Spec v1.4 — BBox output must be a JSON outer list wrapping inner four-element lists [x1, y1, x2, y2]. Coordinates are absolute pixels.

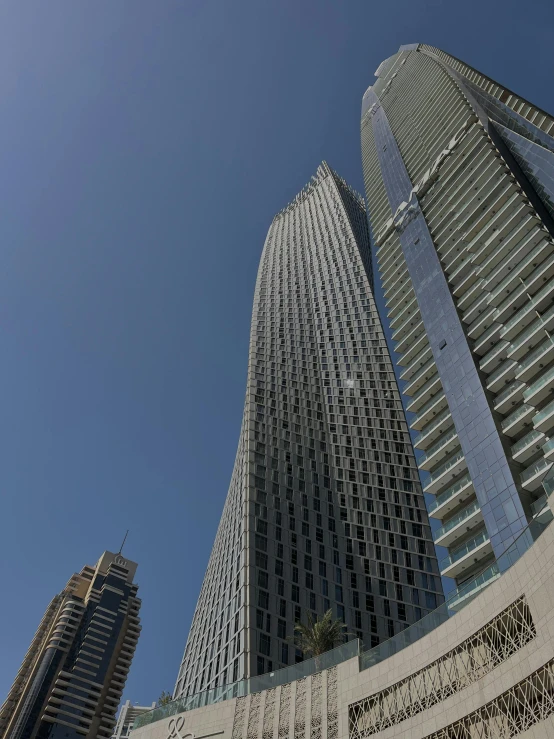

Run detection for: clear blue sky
[[0, 0, 553, 707]]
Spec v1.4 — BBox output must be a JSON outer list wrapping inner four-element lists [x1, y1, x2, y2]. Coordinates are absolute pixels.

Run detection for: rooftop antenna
[[119, 530, 129, 555]]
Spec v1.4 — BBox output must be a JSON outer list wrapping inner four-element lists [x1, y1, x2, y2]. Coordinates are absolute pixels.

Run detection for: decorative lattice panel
[[232, 696, 247, 739], [327, 667, 338, 739], [294, 678, 307, 739], [278, 683, 291, 739], [426, 660, 554, 738], [247, 693, 262, 739], [262, 688, 276, 739], [310, 672, 322, 739], [349, 597, 535, 737]]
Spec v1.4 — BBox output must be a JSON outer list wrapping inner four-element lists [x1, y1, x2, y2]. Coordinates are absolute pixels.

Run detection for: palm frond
[[292, 609, 348, 658]]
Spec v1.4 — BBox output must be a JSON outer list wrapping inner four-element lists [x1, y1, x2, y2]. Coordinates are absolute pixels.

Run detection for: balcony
[[411, 391, 448, 431], [523, 250, 554, 292], [470, 191, 526, 267], [486, 359, 518, 393], [386, 282, 414, 318], [511, 429, 547, 463], [480, 340, 509, 373], [403, 357, 436, 397], [457, 278, 486, 312], [523, 365, 554, 406], [433, 499, 483, 548], [482, 228, 546, 301], [452, 265, 480, 297], [440, 528, 493, 579], [399, 344, 433, 383], [500, 403, 536, 437], [380, 251, 406, 285], [423, 451, 467, 495], [543, 437, 554, 461], [392, 310, 422, 343], [383, 267, 409, 302], [448, 256, 477, 289], [397, 331, 429, 367], [493, 380, 527, 414], [437, 225, 465, 261], [428, 473, 475, 520], [488, 238, 552, 306], [474, 323, 503, 355], [508, 304, 554, 361], [493, 283, 529, 325], [501, 280, 554, 341], [406, 374, 443, 414], [515, 337, 554, 383], [376, 235, 400, 261], [478, 213, 539, 286], [389, 295, 418, 330], [467, 306, 496, 341], [533, 399, 554, 434], [521, 457, 553, 491], [413, 408, 453, 450], [418, 430, 459, 471], [531, 493, 549, 518], [461, 290, 489, 325], [395, 321, 426, 356]]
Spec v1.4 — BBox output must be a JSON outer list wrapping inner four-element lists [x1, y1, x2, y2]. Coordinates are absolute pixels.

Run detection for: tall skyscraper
[[361, 44, 554, 605], [174, 162, 443, 699], [0, 551, 141, 739]]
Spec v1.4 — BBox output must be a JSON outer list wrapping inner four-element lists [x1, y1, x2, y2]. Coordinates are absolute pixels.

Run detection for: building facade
[[0, 552, 141, 739], [174, 163, 443, 699], [130, 472, 554, 739], [360, 45, 554, 602], [112, 702, 155, 739]]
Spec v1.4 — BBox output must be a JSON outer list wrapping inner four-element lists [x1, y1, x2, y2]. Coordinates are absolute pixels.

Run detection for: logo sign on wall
[[165, 715, 224, 739], [167, 717, 194, 739]]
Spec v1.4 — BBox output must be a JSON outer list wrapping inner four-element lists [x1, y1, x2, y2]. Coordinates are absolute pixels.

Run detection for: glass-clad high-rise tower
[[361, 44, 554, 607], [174, 162, 443, 699]]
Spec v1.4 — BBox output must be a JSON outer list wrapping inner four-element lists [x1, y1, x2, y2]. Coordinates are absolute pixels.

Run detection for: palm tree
[[292, 609, 348, 661], [157, 691, 173, 707]]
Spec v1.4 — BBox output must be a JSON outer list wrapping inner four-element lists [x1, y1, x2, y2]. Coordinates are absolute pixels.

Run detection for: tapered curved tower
[[174, 162, 443, 698]]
